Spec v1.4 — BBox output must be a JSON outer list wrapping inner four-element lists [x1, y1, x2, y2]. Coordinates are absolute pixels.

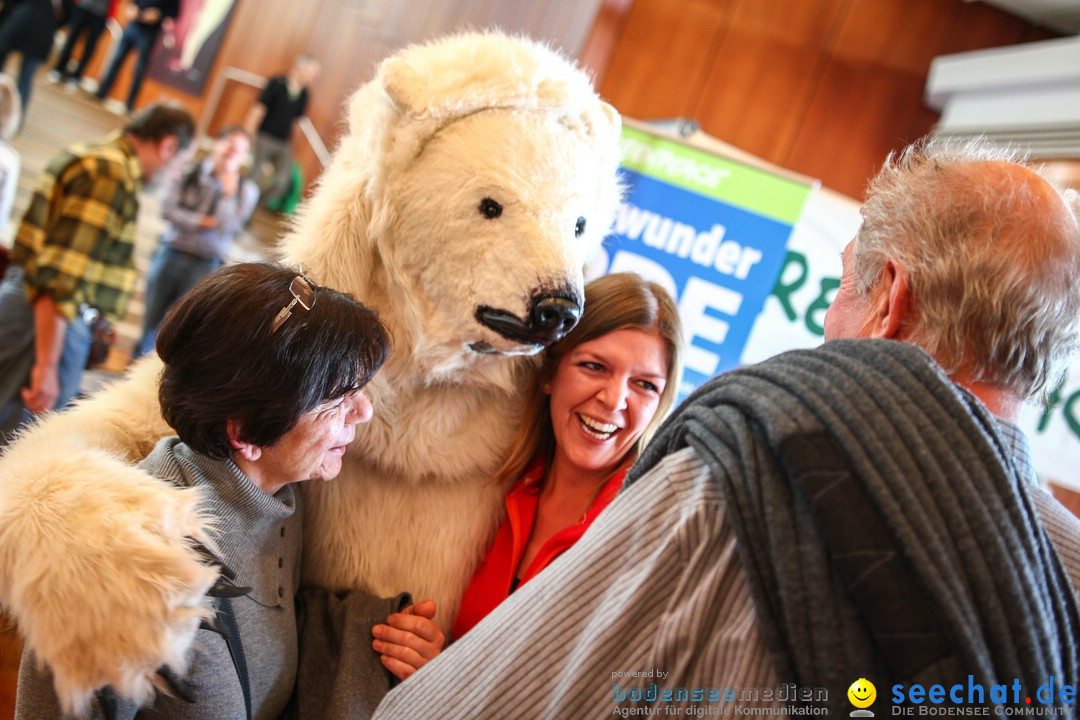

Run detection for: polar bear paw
[[0, 429, 220, 716]]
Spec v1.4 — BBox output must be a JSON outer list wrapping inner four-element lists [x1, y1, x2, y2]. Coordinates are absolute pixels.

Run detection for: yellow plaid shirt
[[12, 133, 142, 323]]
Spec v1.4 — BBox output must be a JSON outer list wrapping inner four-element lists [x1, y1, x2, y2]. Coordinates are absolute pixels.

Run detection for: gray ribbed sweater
[[631, 338, 1080, 713]]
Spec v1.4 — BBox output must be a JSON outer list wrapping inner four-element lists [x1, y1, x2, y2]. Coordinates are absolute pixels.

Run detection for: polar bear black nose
[[529, 295, 580, 338], [475, 291, 582, 347]]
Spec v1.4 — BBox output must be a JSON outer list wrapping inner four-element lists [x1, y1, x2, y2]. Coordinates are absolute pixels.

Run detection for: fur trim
[[0, 361, 219, 715]]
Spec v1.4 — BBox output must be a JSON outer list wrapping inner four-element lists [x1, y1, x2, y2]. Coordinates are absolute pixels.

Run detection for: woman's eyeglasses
[[271, 275, 316, 333]]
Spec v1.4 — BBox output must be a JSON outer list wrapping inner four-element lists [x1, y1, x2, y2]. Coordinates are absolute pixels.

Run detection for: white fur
[[0, 359, 221, 715], [0, 30, 622, 711]]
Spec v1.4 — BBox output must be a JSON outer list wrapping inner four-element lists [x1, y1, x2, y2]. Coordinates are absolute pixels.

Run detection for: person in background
[[0, 102, 194, 442], [47, 0, 112, 91], [0, 73, 21, 236], [0, 0, 65, 126], [94, 0, 180, 115], [15, 261, 391, 719], [134, 124, 258, 358], [244, 55, 319, 210], [166, 0, 233, 75], [371, 137, 1080, 717], [371, 272, 685, 680]]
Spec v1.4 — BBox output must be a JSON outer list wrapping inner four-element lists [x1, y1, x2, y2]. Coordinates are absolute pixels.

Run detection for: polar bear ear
[[382, 57, 427, 115], [595, 101, 622, 139]]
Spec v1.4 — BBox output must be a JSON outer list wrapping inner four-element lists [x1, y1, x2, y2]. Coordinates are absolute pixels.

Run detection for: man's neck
[[123, 133, 153, 181], [957, 377, 1022, 423]]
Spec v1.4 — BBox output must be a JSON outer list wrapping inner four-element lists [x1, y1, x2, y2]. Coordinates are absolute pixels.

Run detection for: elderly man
[[372, 138, 1080, 717], [0, 102, 195, 441]]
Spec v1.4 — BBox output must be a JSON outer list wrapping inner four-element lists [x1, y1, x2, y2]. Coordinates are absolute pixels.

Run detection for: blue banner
[[592, 125, 815, 398]]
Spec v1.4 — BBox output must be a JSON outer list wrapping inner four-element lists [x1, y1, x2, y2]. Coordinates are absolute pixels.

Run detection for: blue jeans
[[54, 6, 108, 81], [0, 267, 93, 443], [95, 22, 159, 111], [135, 245, 222, 358], [0, 53, 42, 125]]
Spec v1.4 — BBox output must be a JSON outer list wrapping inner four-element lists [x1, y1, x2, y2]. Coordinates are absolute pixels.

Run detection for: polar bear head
[[280, 31, 623, 389]]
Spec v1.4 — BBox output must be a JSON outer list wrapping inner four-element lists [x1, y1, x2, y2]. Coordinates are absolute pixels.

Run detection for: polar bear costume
[[0, 31, 622, 714]]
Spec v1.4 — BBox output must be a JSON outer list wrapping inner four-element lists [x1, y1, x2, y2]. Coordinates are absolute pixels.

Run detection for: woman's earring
[[543, 383, 551, 394]]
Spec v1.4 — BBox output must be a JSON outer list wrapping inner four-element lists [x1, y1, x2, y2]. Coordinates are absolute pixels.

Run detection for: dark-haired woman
[[134, 124, 258, 358], [16, 262, 391, 719]]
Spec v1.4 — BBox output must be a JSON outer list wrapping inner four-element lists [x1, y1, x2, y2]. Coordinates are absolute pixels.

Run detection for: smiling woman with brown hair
[[372, 272, 684, 679]]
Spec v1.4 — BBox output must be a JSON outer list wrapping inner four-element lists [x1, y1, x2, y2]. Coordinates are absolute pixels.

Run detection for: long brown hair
[[494, 272, 684, 486]]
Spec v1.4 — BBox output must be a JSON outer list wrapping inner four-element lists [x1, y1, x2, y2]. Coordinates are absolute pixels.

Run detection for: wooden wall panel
[[787, 66, 929, 195], [829, 0, 957, 73], [598, 0, 733, 122], [102, 0, 604, 192], [691, 0, 849, 163], [585, 0, 1057, 199], [785, 0, 962, 195], [579, 0, 634, 82], [94, 0, 1057, 199]]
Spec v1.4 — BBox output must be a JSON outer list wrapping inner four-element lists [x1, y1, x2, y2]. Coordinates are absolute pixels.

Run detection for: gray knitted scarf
[[629, 339, 1079, 713]]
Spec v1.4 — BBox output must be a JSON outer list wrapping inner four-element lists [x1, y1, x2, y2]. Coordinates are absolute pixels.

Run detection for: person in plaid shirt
[[0, 102, 194, 442]]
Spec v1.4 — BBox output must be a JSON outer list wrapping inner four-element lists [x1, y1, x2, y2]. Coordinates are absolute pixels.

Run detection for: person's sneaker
[[64, 79, 80, 92], [103, 98, 129, 116], [45, 70, 62, 84]]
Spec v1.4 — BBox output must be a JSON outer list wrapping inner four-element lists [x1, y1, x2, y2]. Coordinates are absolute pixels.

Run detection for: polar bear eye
[[478, 197, 503, 219], [575, 217, 586, 237]]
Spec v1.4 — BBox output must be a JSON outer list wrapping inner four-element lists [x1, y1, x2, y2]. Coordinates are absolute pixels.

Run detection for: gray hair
[[853, 136, 1080, 401]]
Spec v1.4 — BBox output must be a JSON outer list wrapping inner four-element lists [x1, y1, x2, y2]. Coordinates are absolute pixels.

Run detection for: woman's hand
[[372, 599, 446, 681]]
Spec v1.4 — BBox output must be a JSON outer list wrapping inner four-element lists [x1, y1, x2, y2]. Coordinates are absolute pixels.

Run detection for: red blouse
[[452, 459, 626, 639]]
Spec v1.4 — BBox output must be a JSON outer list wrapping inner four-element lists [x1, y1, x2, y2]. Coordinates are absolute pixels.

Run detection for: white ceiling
[[976, 0, 1080, 34], [923, 3, 1080, 158], [926, 33, 1080, 158]]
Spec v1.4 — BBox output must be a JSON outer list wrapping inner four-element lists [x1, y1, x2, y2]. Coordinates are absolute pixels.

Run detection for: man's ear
[[226, 419, 261, 461], [159, 135, 180, 161], [867, 260, 909, 339]]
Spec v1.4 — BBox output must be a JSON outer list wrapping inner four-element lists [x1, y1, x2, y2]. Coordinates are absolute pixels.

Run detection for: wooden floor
[[0, 67, 286, 720]]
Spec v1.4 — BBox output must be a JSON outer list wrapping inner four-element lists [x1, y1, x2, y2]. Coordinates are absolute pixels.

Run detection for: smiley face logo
[[848, 678, 876, 709]]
